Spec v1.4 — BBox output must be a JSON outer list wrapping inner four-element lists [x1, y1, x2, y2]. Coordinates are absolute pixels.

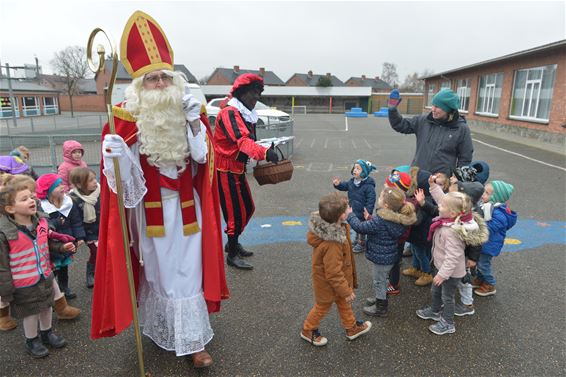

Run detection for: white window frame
[[22, 96, 40, 117], [0, 96, 20, 118], [425, 84, 436, 108], [43, 96, 59, 115], [440, 80, 451, 90], [456, 79, 470, 113], [476, 73, 503, 116], [509, 65, 556, 123]]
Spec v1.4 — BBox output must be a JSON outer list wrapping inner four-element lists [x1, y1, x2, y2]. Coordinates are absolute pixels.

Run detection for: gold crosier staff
[[86, 29, 148, 377]]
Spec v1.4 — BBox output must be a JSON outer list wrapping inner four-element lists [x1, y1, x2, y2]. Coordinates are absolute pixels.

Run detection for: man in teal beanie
[[386, 88, 473, 176]]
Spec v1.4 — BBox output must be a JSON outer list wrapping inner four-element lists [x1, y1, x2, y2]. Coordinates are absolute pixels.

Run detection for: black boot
[[236, 243, 254, 258], [40, 328, 67, 349], [226, 236, 253, 270], [86, 262, 95, 289], [26, 337, 49, 358], [58, 267, 76, 300], [363, 298, 388, 317]]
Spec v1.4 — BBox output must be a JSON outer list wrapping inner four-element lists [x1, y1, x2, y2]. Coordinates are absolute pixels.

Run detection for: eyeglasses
[[143, 74, 173, 83]]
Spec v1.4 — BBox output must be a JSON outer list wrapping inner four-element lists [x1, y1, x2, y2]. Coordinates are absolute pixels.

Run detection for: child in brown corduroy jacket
[[300, 192, 372, 347]]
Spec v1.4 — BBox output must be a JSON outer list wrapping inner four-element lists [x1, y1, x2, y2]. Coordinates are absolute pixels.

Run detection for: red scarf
[[428, 212, 473, 241], [139, 155, 199, 237]]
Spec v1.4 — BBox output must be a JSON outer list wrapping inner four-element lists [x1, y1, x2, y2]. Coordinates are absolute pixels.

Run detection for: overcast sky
[[0, 0, 564, 83]]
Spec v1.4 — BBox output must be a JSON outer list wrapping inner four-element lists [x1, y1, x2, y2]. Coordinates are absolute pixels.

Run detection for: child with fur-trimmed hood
[[347, 187, 416, 317], [425, 177, 489, 316], [301, 193, 372, 347]]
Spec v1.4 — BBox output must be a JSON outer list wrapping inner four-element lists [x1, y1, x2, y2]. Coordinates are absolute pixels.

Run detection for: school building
[[422, 39, 566, 144]]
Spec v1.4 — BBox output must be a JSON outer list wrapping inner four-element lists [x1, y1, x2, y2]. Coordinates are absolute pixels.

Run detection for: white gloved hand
[[182, 86, 202, 122], [102, 134, 133, 184], [102, 134, 127, 158]]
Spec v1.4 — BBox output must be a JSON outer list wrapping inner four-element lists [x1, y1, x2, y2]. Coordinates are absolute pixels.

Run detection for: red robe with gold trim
[[90, 104, 229, 340]]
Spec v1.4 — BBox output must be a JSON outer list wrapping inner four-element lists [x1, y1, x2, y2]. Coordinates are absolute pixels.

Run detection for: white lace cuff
[[102, 146, 147, 208]]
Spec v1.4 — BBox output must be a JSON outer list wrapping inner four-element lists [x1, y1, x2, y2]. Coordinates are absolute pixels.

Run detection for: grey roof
[[0, 79, 60, 93], [77, 78, 97, 93], [210, 68, 285, 86], [286, 73, 344, 87], [421, 39, 566, 79], [345, 77, 391, 91], [105, 60, 198, 83]]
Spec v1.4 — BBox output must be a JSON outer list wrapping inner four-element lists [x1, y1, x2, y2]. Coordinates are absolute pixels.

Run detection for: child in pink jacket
[[58, 140, 88, 192], [416, 190, 473, 336]]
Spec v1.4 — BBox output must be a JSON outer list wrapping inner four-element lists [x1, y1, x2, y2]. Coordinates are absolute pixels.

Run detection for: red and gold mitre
[[120, 10, 174, 79]]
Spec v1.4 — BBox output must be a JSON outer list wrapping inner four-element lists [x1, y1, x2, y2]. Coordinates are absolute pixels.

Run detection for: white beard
[[126, 83, 189, 170]]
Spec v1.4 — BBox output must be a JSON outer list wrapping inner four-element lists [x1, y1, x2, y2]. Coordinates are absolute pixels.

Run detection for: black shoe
[[227, 255, 253, 270], [236, 243, 254, 258], [363, 299, 388, 317], [26, 337, 49, 358], [40, 329, 67, 349], [64, 288, 77, 300], [86, 262, 95, 289]]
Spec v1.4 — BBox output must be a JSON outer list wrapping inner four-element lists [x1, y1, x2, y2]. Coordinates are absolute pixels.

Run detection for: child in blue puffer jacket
[[347, 187, 416, 317], [333, 159, 377, 253], [474, 180, 517, 297]]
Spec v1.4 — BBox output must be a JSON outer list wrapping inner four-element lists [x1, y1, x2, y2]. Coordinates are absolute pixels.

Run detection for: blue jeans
[[411, 244, 431, 273], [372, 263, 393, 300], [477, 254, 496, 285], [430, 276, 460, 325]]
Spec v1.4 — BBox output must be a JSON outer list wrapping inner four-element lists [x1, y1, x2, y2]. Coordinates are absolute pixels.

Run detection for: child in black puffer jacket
[[347, 187, 416, 317]]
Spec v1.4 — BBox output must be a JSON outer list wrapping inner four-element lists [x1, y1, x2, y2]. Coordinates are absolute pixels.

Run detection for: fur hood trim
[[376, 207, 417, 226], [308, 211, 347, 243], [451, 212, 489, 246]]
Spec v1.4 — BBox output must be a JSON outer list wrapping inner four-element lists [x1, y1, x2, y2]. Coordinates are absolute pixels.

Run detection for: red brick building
[[345, 75, 391, 92], [207, 66, 284, 86], [0, 79, 60, 118], [422, 40, 566, 142], [286, 71, 343, 87]]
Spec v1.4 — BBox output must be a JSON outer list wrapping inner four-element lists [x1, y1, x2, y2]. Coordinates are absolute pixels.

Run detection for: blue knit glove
[[388, 89, 402, 108]]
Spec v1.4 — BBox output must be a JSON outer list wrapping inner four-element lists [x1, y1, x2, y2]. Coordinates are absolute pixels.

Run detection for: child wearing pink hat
[[57, 140, 88, 192], [37, 174, 85, 300]]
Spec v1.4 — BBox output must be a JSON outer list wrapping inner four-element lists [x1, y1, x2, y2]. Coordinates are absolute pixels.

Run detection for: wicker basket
[[253, 146, 294, 185]]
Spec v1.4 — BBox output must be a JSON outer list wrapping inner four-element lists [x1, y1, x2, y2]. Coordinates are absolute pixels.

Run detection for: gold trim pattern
[[183, 222, 201, 236], [112, 106, 136, 122], [144, 201, 162, 209], [146, 225, 165, 237], [181, 200, 195, 209]]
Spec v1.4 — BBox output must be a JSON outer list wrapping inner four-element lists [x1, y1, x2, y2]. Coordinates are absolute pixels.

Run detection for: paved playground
[[0, 114, 564, 376]]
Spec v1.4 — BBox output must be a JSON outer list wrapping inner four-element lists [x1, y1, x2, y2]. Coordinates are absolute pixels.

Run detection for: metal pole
[[345, 116, 349, 132], [5, 64, 18, 128], [30, 116, 35, 132], [48, 137, 58, 172]]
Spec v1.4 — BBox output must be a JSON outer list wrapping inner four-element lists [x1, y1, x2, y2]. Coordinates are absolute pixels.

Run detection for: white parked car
[[206, 98, 291, 129]]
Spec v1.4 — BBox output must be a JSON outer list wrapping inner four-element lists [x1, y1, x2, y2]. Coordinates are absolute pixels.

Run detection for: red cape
[[91, 105, 229, 340]]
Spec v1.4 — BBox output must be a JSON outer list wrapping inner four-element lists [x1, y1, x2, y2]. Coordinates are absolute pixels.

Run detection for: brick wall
[[424, 48, 566, 135], [285, 75, 307, 86], [59, 94, 106, 112], [206, 72, 231, 85]]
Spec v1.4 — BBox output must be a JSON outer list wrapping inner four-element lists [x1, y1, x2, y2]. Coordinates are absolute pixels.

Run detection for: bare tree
[[198, 74, 210, 85], [51, 46, 89, 117], [381, 62, 399, 88], [400, 68, 436, 92]]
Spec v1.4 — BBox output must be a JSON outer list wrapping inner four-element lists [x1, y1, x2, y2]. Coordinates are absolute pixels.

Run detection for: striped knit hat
[[490, 180, 514, 203], [385, 172, 411, 192]]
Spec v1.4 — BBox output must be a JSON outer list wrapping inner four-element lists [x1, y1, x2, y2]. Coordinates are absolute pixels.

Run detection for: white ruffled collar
[[227, 97, 259, 124], [41, 195, 73, 217]]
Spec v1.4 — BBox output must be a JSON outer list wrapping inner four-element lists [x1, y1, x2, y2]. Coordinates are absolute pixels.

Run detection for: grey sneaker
[[429, 318, 456, 335], [353, 243, 364, 253], [416, 307, 441, 321], [365, 297, 377, 306], [454, 303, 475, 317]]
